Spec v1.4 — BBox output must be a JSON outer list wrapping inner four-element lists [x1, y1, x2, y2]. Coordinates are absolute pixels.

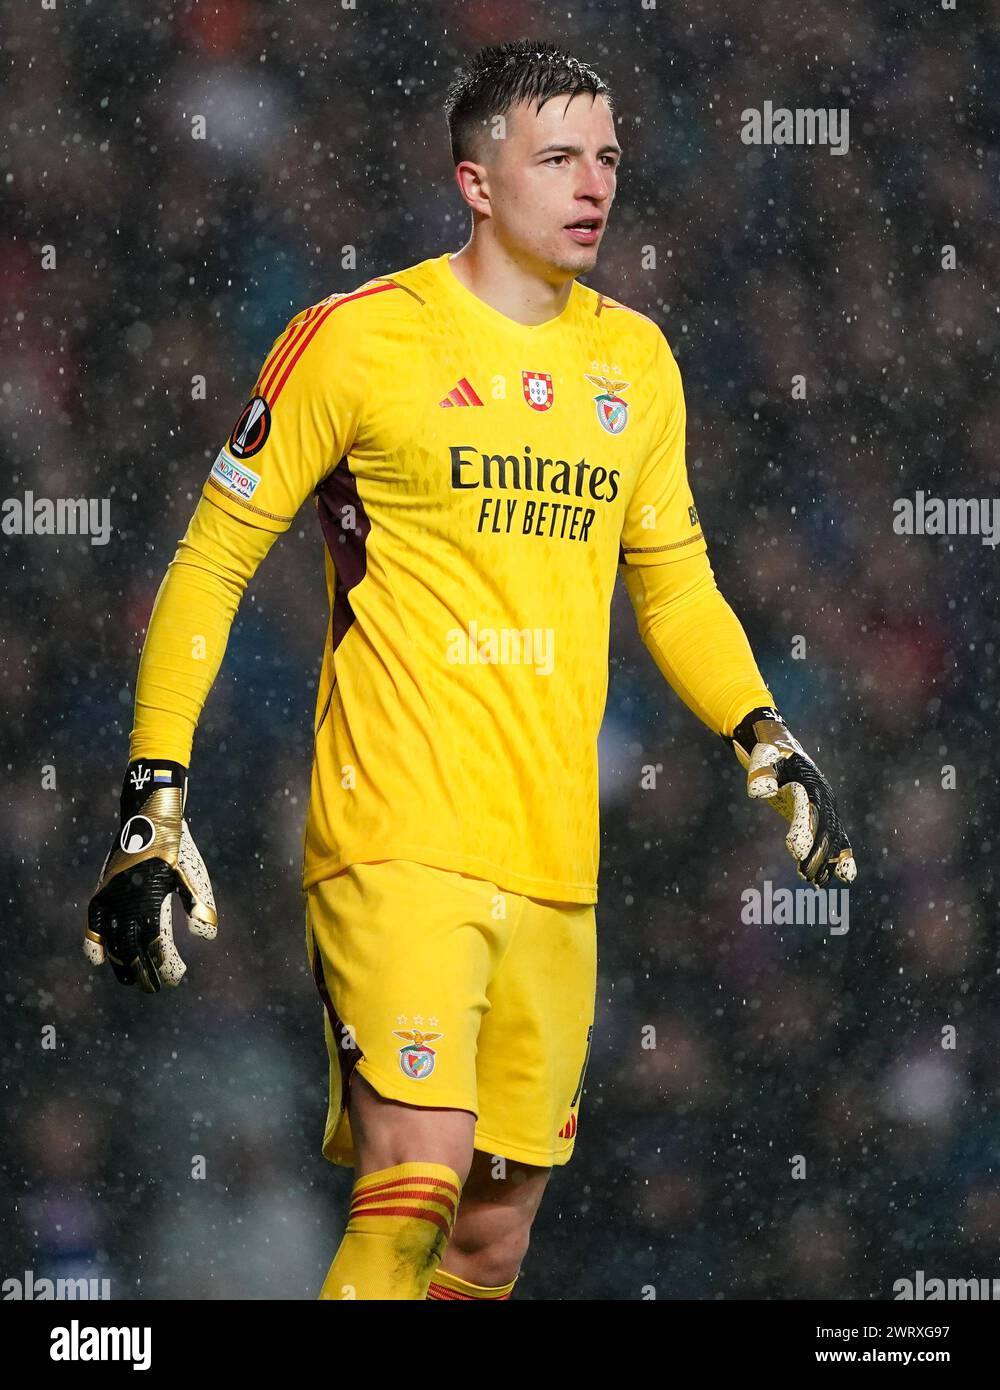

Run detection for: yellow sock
[[319, 1162, 461, 1301], [426, 1265, 518, 1300]]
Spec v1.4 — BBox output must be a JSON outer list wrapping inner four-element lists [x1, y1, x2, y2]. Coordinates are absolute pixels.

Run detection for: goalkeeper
[[85, 40, 855, 1302]]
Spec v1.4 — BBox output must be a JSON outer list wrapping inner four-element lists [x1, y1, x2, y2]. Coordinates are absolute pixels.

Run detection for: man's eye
[[545, 155, 568, 165]]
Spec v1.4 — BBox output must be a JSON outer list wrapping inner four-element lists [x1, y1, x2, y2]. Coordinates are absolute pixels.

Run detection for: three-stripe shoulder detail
[[253, 280, 403, 407]]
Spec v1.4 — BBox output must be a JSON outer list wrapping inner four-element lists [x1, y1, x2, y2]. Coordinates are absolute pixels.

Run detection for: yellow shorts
[[305, 859, 597, 1169]]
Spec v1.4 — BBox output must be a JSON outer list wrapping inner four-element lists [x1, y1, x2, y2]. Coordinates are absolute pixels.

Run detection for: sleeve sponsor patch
[[210, 448, 262, 502]]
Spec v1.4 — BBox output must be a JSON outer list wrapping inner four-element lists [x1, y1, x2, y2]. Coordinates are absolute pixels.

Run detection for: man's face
[[477, 92, 620, 280]]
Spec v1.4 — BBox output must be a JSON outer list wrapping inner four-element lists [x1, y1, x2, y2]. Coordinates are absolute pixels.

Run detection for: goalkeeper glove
[[728, 706, 857, 888], [84, 759, 217, 992]]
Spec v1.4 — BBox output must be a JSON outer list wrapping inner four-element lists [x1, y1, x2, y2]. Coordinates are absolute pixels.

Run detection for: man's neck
[[447, 240, 574, 327]]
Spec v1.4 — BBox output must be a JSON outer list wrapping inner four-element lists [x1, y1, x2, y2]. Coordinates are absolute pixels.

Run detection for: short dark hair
[[444, 40, 613, 166]]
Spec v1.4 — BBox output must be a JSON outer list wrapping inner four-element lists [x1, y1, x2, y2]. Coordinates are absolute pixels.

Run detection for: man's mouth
[[564, 218, 603, 245]]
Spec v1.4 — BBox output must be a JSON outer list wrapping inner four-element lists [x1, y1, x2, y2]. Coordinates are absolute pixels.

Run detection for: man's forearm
[[621, 548, 774, 737], [130, 496, 277, 763]]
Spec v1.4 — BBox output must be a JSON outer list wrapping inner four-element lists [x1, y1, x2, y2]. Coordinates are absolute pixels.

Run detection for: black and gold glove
[[84, 759, 217, 992], [728, 707, 857, 888]]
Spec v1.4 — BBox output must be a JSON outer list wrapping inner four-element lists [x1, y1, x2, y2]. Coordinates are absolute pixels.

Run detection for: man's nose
[[577, 160, 612, 201]]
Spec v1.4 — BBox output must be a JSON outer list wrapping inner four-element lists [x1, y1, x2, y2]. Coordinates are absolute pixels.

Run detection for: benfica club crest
[[585, 374, 631, 435], [522, 370, 554, 412], [393, 1027, 443, 1080]]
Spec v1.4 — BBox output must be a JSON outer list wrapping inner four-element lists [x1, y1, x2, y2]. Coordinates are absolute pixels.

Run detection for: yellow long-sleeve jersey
[[131, 253, 773, 904]]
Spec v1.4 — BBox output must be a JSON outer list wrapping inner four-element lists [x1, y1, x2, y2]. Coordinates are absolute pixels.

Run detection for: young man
[[84, 41, 856, 1301]]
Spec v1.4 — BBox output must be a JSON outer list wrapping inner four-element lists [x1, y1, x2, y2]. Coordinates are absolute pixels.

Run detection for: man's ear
[[454, 159, 492, 217]]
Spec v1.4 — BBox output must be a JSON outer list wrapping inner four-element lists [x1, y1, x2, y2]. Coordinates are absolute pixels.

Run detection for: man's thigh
[[347, 1068, 477, 1180], [474, 895, 597, 1168], [306, 859, 516, 1165]]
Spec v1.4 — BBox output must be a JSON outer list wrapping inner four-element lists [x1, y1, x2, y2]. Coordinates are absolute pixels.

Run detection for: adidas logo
[[439, 377, 484, 408]]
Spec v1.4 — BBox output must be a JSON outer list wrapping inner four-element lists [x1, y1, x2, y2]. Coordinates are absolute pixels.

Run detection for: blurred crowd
[[2, 0, 998, 1299]]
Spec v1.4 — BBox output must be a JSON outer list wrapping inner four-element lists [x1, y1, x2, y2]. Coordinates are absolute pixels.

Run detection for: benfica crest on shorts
[[393, 1027, 443, 1080], [585, 374, 631, 434], [522, 370, 554, 411]]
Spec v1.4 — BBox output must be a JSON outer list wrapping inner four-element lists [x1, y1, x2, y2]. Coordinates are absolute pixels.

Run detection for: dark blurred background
[[2, 0, 998, 1300]]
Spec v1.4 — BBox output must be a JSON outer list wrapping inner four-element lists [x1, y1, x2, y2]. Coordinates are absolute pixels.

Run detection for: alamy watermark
[[894, 1269, 1000, 1300], [2, 1269, 111, 1300], [740, 102, 849, 156], [50, 1320, 150, 1370], [893, 491, 999, 548], [1, 492, 111, 546], [741, 880, 849, 935], [445, 622, 554, 676]]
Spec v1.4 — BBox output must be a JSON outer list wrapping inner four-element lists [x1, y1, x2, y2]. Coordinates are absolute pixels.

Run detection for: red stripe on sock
[[349, 1203, 451, 1234], [355, 1173, 460, 1202], [352, 1187, 457, 1220], [426, 1282, 512, 1300]]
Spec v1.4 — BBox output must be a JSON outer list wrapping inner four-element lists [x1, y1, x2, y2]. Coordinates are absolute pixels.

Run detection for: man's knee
[[441, 1157, 550, 1285], [446, 1210, 533, 1285]]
